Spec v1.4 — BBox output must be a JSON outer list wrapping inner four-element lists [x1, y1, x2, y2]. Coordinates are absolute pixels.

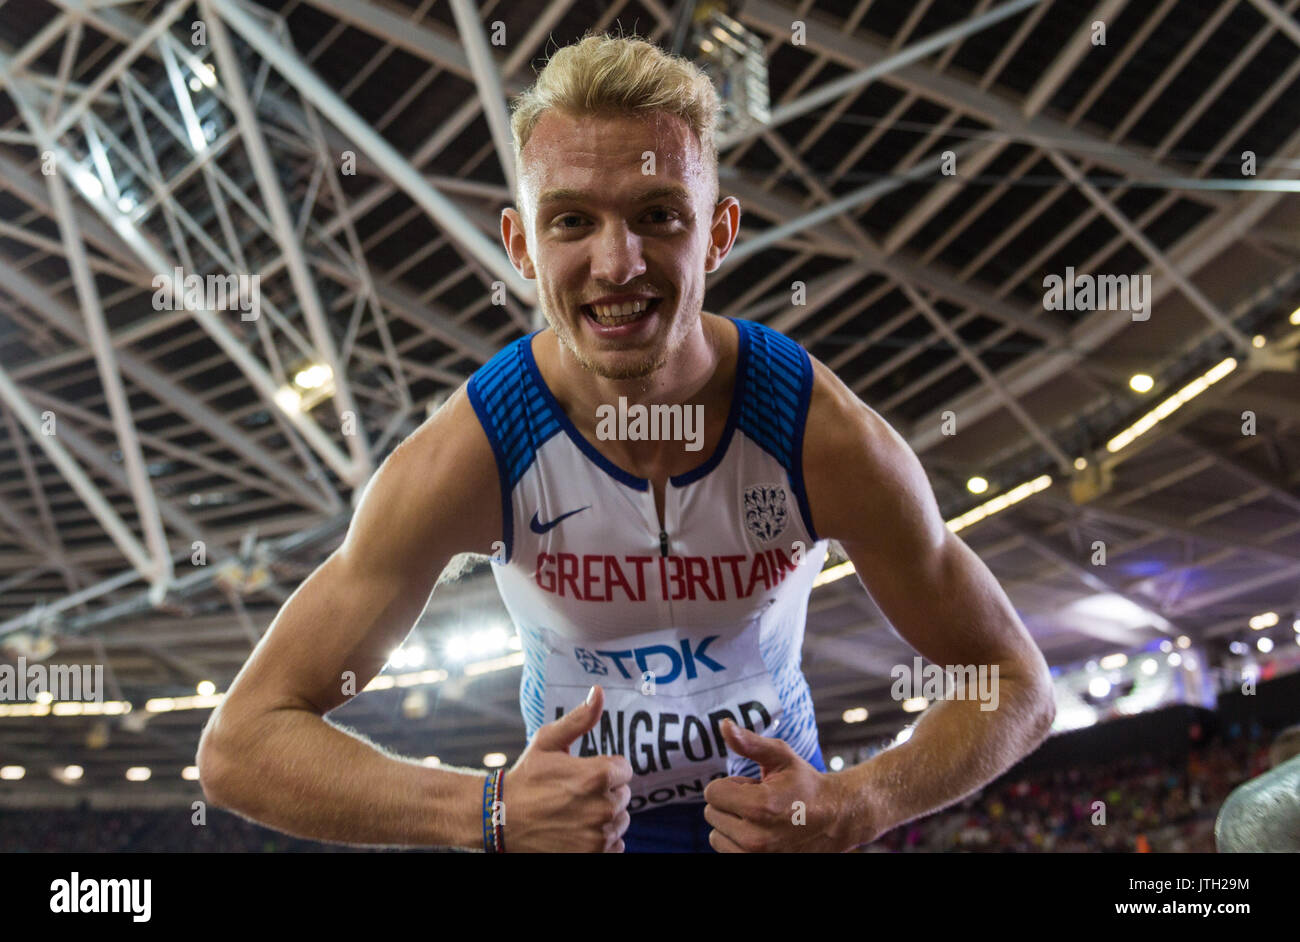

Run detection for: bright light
[[421, 756, 441, 767], [70, 165, 103, 198], [1140, 658, 1158, 675], [483, 753, 507, 768], [1249, 611, 1279, 631], [1074, 457, 1088, 471], [188, 76, 202, 91], [842, 707, 869, 724], [966, 476, 989, 495], [116, 194, 136, 213], [1294, 619, 1300, 633], [182, 766, 200, 781], [1257, 637, 1274, 654], [901, 697, 928, 713], [389, 644, 427, 669], [1176, 635, 1191, 649], [1054, 704, 1098, 731], [895, 727, 914, 745], [1229, 641, 1247, 655], [1099, 653, 1128, 670], [812, 560, 855, 588], [62, 765, 84, 781], [1086, 660, 1098, 672], [0, 766, 25, 780], [196, 680, 216, 697], [507, 634, 522, 650], [829, 755, 844, 771], [198, 63, 217, 87], [1168, 653, 1182, 667], [293, 364, 332, 390], [1290, 306, 1300, 326], [274, 387, 302, 414], [1129, 373, 1154, 393], [1252, 334, 1267, 348], [125, 767, 151, 782], [1088, 677, 1112, 698], [947, 474, 1053, 534], [1159, 640, 1173, 653], [445, 627, 509, 663], [35, 691, 53, 705], [1183, 656, 1198, 671], [1107, 358, 1236, 453]]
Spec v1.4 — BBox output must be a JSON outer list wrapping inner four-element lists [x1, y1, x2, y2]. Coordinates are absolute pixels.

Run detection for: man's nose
[[590, 220, 647, 285]]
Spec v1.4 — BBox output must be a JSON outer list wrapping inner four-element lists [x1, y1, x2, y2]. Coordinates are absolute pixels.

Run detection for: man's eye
[[553, 210, 678, 229]]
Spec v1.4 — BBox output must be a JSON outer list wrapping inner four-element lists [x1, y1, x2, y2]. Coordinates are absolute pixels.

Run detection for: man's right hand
[[503, 685, 633, 852]]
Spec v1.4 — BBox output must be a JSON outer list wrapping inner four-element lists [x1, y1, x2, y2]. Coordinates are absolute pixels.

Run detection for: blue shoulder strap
[[732, 317, 820, 542], [466, 333, 560, 562]]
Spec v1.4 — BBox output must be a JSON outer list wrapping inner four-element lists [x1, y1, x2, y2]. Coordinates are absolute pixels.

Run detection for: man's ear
[[704, 196, 741, 273], [501, 207, 536, 279]]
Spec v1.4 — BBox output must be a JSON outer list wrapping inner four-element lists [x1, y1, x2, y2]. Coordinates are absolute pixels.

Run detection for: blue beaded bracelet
[[482, 769, 505, 852]]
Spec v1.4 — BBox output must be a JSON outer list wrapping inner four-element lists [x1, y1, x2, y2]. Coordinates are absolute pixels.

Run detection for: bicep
[[806, 368, 1037, 671], [844, 527, 1032, 670]]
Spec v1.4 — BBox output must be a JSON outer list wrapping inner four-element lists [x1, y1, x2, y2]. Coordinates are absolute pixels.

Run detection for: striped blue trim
[[466, 332, 563, 563], [517, 623, 548, 739], [519, 336, 650, 492], [732, 318, 820, 542]]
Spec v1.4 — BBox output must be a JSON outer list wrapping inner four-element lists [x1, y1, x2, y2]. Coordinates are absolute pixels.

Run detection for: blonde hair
[[509, 29, 722, 216]]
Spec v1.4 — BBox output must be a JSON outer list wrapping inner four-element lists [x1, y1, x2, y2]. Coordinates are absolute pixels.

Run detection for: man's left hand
[[703, 719, 860, 852]]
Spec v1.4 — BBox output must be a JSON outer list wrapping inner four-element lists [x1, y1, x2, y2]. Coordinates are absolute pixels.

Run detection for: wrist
[[428, 767, 486, 850], [826, 763, 879, 851], [482, 768, 505, 853]]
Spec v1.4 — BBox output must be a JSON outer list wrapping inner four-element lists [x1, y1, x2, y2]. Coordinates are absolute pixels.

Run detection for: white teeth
[[589, 298, 654, 321]]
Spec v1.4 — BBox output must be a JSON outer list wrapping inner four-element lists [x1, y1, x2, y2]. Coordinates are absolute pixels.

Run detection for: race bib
[[540, 621, 783, 812]]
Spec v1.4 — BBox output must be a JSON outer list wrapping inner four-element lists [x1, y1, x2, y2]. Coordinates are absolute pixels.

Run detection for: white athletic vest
[[467, 316, 829, 812]]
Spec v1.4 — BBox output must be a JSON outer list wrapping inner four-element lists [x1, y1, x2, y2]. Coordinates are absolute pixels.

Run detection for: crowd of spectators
[[870, 724, 1274, 852]]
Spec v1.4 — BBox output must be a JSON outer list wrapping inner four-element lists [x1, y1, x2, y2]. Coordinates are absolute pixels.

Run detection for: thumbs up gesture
[[503, 685, 633, 852], [702, 719, 857, 852]]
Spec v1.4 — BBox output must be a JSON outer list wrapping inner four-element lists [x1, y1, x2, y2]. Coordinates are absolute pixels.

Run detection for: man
[[197, 32, 1055, 853]]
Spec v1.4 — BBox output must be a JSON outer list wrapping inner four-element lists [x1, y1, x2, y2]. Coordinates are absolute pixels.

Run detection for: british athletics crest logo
[[743, 484, 789, 542]]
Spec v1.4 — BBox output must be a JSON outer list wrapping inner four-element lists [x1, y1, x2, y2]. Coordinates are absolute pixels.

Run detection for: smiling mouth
[[581, 298, 662, 327]]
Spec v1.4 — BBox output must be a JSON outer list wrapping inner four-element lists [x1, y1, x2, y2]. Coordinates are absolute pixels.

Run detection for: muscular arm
[[802, 358, 1056, 848], [196, 384, 500, 849]]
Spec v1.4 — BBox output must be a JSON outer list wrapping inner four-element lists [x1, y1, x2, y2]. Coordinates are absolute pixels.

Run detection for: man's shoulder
[[803, 353, 892, 457], [390, 381, 498, 486], [341, 381, 501, 569], [801, 353, 921, 541]]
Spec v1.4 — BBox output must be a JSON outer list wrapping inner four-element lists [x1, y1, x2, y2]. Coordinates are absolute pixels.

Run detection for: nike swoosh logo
[[530, 506, 591, 534]]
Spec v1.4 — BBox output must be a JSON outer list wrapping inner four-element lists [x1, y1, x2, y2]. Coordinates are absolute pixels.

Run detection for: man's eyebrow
[[536, 185, 692, 207]]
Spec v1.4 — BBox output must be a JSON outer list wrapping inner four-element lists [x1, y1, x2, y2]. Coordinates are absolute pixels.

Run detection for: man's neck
[[550, 312, 727, 418]]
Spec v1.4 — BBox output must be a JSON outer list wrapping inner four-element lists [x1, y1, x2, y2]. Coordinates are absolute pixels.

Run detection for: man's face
[[503, 109, 737, 381]]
